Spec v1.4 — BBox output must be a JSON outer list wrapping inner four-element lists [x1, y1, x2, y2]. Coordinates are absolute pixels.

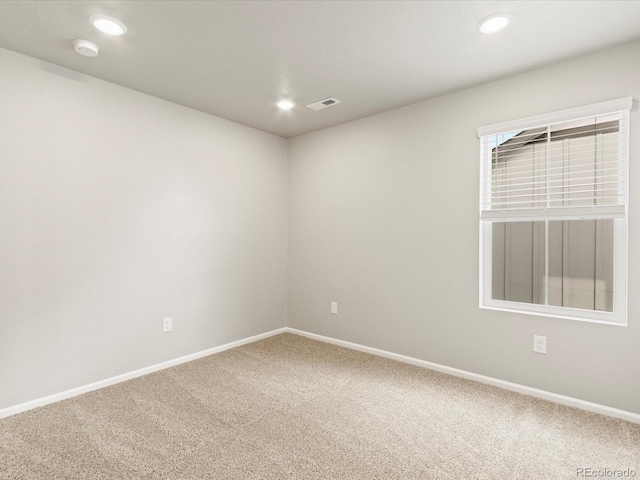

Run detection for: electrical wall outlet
[[533, 335, 547, 354], [163, 317, 172, 333], [330, 302, 338, 315]]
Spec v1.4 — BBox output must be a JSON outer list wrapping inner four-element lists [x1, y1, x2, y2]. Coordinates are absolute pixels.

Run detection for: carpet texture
[[1, 333, 639, 479]]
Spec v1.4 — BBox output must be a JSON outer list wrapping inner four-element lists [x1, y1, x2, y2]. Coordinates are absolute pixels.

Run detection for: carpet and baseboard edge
[[285, 328, 640, 424], [2, 326, 638, 424], [0, 327, 287, 420]]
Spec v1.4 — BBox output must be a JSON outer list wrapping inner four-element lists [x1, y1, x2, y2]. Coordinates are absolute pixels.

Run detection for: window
[[478, 98, 632, 325]]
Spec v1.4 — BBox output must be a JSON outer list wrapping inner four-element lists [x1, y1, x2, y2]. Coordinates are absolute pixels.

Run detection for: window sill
[[480, 301, 627, 327]]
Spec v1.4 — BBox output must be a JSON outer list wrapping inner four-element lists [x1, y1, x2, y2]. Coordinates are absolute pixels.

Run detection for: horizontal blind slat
[[480, 204, 626, 221], [485, 163, 623, 181], [488, 175, 621, 192], [488, 180, 623, 198], [493, 144, 620, 164]]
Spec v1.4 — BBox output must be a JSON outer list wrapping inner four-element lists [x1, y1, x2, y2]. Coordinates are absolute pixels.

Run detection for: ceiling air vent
[[306, 97, 341, 111]]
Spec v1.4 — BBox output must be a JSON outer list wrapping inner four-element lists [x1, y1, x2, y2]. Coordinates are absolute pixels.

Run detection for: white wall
[[0, 48, 287, 409], [287, 42, 640, 414]]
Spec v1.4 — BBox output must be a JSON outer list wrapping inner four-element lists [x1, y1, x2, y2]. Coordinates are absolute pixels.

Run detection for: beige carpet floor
[[1, 333, 639, 479]]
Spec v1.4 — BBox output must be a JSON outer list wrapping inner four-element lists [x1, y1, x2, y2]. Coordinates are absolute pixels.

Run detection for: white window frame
[[478, 98, 632, 326]]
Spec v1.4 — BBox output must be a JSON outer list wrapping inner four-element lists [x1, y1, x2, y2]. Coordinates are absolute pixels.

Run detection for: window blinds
[[479, 98, 632, 222]]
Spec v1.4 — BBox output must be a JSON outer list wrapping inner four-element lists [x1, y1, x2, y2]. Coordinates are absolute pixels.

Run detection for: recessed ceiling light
[[277, 100, 295, 110], [73, 39, 100, 57], [478, 14, 509, 34], [90, 15, 127, 36]]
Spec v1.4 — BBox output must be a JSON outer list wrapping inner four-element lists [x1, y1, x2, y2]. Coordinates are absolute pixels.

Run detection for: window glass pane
[[547, 221, 563, 306], [548, 220, 614, 312], [492, 222, 545, 304], [549, 116, 620, 208], [491, 128, 548, 211], [492, 219, 614, 312]]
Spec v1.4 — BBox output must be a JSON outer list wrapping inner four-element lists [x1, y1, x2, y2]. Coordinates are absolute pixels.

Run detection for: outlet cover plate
[[533, 335, 547, 354], [163, 317, 172, 333]]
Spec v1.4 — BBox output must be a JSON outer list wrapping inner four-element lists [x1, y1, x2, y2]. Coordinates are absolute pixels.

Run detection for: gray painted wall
[[0, 48, 287, 409], [287, 42, 640, 414]]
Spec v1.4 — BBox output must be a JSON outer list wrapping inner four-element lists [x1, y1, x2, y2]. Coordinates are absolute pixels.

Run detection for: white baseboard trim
[[284, 327, 640, 425], [0, 327, 287, 420], [4, 326, 638, 425]]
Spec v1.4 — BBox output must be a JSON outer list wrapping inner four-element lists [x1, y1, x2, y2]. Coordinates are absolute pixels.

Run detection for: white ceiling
[[1, 1, 639, 138]]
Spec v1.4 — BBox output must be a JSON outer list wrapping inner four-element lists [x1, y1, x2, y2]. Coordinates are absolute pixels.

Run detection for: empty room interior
[[1, 1, 640, 478]]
